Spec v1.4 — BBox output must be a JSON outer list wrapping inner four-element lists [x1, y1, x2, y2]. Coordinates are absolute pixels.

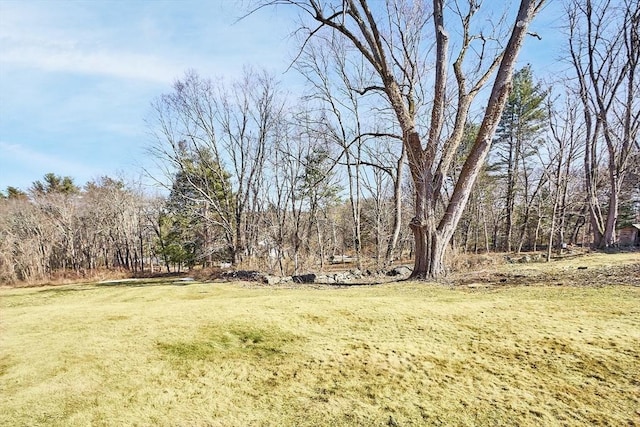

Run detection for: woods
[[1, 0, 638, 284]]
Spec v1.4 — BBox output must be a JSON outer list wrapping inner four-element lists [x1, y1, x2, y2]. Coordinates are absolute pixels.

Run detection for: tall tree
[[216, 67, 284, 265], [259, 0, 545, 278], [492, 65, 547, 252], [29, 174, 81, 272], [31, 173, 79, 196], [148, 69, 283, 266], [297, 143, 343, 271], [262, 115, 304, 274], [3, 186, 28, 200], [545, 91, 583, 260], [297, 33, 407, 269], [296, 36, 368, 270], [566, 0, 640, 247]]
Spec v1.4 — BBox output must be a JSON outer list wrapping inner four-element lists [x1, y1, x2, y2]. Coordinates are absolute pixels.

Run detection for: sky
[[0, 0, 566, 193]]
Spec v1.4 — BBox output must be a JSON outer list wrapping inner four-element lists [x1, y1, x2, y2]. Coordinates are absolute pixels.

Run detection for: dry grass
[[446, 251, 640, 288], [1, 253, 639, 426]]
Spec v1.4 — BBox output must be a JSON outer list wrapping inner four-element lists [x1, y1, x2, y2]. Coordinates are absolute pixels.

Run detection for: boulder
[[263, 275, 282, 285], [292, 273, 317, 284], [315, 275, 336, 284], [350, 269, 363, 278], [333, 272, 350, 282], [222, 270, 262, 281], [387, 266, 412, 277], [518, 255, 532, 263]]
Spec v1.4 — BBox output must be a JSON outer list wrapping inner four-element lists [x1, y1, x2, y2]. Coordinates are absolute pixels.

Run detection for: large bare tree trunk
[[400, 0, 545, 279], [261, 0, 545, 278]]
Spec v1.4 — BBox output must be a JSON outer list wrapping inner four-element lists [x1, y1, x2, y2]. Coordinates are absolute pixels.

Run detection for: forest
[[0, 0, 638, 284]]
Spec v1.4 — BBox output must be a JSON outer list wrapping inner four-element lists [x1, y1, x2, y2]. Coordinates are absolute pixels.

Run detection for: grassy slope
[[1, 256, 639, 426]]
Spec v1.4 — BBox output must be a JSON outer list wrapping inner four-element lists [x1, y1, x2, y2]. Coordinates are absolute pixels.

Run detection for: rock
[[292, 273, 317, 284], [333, 272, 350, 282], [263, 275, 282, 285], [387, 266, 412, 277], [350, 269, 363, 278], [222, 270, 262, 281], [314, 274, 336, 284]]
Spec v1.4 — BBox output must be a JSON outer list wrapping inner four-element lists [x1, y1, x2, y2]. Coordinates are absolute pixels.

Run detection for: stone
[[334, 273, 349, 282], [292, 273, 317, 284], [315, 275, 336, 284], [387, 266, 412, 277], [222, 270, 262, 281], [263, 275, 282, 285], [518, 255, 532, 263]]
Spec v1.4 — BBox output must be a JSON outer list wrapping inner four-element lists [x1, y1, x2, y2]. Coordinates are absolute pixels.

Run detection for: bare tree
[[148, 71, 236, 263], [0, 173, 158, 283], [262, 116, 303, 274], [0, 197, 45, 283], [296, 34, 407, 269], [566, 0, 640, 248], [297, 36, 366, 269], [257, 0, 545, 277], [216, 67, 285, 265], [545, 91, 583, 260], [148, 69, 285, 266]]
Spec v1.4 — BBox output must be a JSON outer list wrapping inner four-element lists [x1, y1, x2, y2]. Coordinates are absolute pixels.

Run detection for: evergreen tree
[[157, 144, 234, 270], [292, 145, 342, 271], [4, 187, 28, 200], [31, 173, 79, 195], [491, 65, 547, 252]]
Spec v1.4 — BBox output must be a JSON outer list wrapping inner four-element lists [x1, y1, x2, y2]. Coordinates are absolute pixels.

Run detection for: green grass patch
[[1, 262, 639, 426], [158, 322, 299, 363]]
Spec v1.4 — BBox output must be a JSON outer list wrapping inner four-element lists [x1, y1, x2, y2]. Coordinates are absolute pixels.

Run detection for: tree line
[[1, 0, 638, 283]]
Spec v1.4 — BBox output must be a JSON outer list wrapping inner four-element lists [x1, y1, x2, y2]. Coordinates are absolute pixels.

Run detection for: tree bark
[[261, 0, 544, 279]]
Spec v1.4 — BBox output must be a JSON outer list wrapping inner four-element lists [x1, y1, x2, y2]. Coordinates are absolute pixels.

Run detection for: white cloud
[[0, 35, 183, 84], [0, 0, 299, 191], [0, 0, 186, 84], [0, 0, 297, 85], [0, 142, 97, 183]]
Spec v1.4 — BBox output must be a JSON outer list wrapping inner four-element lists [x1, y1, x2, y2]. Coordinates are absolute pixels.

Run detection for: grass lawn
[[1, 255, 639, 426]]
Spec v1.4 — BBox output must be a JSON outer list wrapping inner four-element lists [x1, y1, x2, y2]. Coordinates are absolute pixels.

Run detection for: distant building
[[618, 224, 640, 246]]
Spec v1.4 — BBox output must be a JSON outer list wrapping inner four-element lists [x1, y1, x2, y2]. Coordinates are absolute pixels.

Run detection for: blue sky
[[0, 0, 565, 192], [0, 0, 297, 191]]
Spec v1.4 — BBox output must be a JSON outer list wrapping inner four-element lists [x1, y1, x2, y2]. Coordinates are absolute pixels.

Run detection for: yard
[[1, 253, 639, 426]]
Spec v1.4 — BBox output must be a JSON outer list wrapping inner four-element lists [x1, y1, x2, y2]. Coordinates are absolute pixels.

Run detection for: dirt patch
[[447, 262, 640, 288]]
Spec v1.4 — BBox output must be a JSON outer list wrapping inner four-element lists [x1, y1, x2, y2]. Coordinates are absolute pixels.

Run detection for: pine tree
[[492, 65, 547, 252], [157, 144, 234, 271], [31, 173, 79, 195]]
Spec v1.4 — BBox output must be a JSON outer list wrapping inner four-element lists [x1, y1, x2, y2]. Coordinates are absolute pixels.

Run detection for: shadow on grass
[[36, 286, 100, 295], [95, 278, 199, 288], [30, 278, 201, 295]]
